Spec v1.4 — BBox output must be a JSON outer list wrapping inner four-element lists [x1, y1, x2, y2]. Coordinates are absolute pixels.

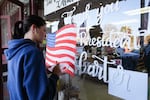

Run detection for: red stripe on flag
[[56, 40, 76, 46], [64, 68, 74, 77], [60, 62, 75, 69], [46, 52, 75, 60], [56, 33, 76, 39], [56, 24, 76, 34], [46, 57, 57, 64], [62, 65, 74, 76]]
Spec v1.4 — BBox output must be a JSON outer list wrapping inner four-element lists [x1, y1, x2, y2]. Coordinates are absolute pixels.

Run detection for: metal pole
[[139, 0, 145, 50]]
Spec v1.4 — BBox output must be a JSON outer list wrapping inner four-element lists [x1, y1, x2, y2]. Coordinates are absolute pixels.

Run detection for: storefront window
[[45, 0, 150, 100], [0, 1, 22, 48], [1, 17, 10, 48]]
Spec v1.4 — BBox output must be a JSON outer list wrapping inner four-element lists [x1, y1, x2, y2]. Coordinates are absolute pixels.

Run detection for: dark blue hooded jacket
[[4, 39, 58, 100]]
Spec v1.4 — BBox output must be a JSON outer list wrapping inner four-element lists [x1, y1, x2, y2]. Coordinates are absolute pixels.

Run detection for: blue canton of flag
[[46, 33, 56, 47]]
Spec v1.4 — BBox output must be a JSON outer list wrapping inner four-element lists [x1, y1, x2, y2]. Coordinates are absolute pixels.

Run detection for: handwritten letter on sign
[[108, 65, 148, 100]]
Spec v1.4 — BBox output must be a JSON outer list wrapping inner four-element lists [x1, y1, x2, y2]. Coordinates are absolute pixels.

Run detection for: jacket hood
[[4, 39, 36, 60]]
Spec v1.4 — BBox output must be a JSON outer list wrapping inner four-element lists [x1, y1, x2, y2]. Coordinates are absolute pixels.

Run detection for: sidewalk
[[71, 75, 121, 100]]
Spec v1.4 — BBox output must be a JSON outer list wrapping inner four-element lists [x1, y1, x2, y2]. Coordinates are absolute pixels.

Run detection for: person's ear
[[31, 24, 37, 34]]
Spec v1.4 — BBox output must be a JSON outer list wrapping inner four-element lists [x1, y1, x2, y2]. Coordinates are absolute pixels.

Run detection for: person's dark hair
[[12, 15, 46, 39], [23, 15, 46, 34]]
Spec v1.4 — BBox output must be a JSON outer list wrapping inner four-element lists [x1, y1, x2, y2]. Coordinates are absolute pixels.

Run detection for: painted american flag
[[45, 24, 77, 76]]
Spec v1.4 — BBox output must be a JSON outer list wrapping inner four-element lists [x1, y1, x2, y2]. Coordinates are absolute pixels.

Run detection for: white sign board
[[44, 0, 80, 15], [108, 66, 148, 100]]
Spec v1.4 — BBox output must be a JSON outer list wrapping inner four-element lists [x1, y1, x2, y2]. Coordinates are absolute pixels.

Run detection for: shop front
[[44, 0, 150, 100]]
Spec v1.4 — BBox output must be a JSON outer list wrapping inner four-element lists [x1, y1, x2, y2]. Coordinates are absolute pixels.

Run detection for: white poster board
[[44, 0, 80, 15], [108, 65, 148, 100]]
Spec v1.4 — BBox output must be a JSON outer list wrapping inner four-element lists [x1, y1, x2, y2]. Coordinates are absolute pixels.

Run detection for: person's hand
[[52, 63, 62, 76]]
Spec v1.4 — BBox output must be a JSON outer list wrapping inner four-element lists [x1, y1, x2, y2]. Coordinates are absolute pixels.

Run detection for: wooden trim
[[29, 0, 33, 15], [0, 9, 4, 100], [29, 0, 38, 15]]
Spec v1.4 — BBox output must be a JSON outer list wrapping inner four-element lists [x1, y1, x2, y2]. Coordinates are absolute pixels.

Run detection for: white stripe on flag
[[56, 36, 76, 42], [46, 49, 76, 56], [55, 43, 76, 48]]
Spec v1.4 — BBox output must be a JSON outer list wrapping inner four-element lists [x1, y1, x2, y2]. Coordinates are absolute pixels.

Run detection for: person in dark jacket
[[4, 15, 61, 100]]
